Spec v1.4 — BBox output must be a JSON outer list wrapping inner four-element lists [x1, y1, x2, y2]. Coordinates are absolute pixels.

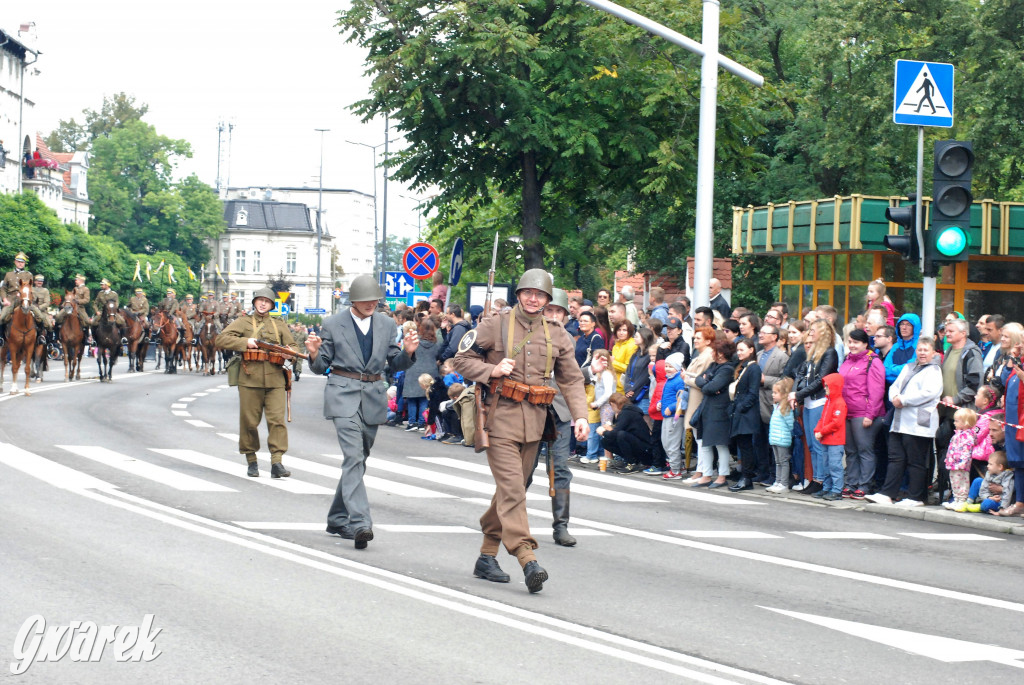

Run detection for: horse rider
[[0, 252, 36, 346], [54, 273, 92, 340], [30, 274, 56, 346], [228, 293, 243, 320], [92, 278, 128, 345], [180, 293, 199, 341], [216, 294, 232, 325], [199, 291, 220, 332], [129, 287, 150, 340]]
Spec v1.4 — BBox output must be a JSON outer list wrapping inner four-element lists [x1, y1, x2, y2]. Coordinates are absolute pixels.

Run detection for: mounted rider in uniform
[[0, 252, 37, 346]]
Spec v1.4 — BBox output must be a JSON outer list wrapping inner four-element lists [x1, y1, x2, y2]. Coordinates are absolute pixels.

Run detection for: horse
[[29, 331, 48, 383], [58, 295, 85, 381], [197, 312, 218, 376], [93, 300, 122, 382], [121, 307, 148, 372], [152, 310, 180, 374], [179, 311, 195, 373], [0, 283, 38, 395]]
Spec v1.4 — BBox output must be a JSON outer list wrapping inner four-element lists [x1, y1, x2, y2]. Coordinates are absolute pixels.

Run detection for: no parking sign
[[402, 242, 440, 281]]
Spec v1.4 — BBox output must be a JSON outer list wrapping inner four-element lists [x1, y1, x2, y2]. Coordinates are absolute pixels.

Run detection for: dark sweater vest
[[353, 319, 373, 364]]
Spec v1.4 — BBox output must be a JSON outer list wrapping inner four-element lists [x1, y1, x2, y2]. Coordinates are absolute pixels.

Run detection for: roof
[[686, 258, 733, 290], [223, 200, 314, 232], [0, 29, 38, 61], [612, 264, 733, 301]]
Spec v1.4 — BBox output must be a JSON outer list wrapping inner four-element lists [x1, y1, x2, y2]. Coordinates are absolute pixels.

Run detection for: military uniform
[[54, 279, 91, 328], [92, 286, 126, 327], [128, 292, 149, 316], [0, 254, 35, 340], [291, 325, 308, 377], [453, 302, 587, 580], [215, 294, 298, 473], [181, 298, 199, 333], [157, 294, 179, 314], [216, 297, 232, 324], [30, 283, 53, 331]]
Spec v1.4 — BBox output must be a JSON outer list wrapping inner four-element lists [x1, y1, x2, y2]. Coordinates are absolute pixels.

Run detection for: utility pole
[[346, 138, 389, 273], [382, 115, 390, 271], [315, 128, 330, 310]]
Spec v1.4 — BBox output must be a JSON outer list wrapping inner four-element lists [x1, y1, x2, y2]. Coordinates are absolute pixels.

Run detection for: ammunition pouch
[[488, 378, 556, 406]]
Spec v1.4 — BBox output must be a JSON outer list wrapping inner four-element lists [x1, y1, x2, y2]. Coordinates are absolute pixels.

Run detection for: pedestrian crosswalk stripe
[[150, 449, 334, 494], [0, 443, 113, 491], [283, 455, 456, 499], [559, 464, 766, 506], [205, 388, 222, 393], [56, 445, 236, 492], [177, 397, 196, 402], [230, 522, 610, 535], [218, 432, 240, 441], [791, 532, 897, 540], [413, 457, 665, 503], [185, 419, 213, 428], [899, 533, 1002, 541], [171, 403, 190, 409], [192, 392, 209, 397], [670, 530, 783, 539], [172, 410, 191, 417], [333, 454, 547, 501]]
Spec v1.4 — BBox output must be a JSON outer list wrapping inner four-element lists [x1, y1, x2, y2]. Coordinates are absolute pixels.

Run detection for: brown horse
[[121, 307, 148, 372], [93, 300, 122, 382], [198, 312, 218, 375], [59, 295, 85, 381], [0, 283, 38, 395], [179, 310, 195, 373], [153, 310, 181, 374]]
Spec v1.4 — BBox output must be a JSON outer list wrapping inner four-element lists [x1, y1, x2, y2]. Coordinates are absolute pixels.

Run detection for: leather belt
[[332, 368, 382, 382]]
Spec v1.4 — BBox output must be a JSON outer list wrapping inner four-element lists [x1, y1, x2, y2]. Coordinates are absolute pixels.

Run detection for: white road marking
[[333, 455, 546, 501], [172, 410, 191, 417], [230, 522, 610, 536], [790, 532, 897, 540], [414, 457, 665, 503], [899, 532, 1002, 541], [762, 607, 1024, 667], [192, 392, 209, 396], [171, 403, 190, 409], [671, 531, 783, 539], [177, 397, 196, 402], [0, 372, 154, 403], [0, 443, 114, 490], [205, 388, 222, 393], [285, 455, 456, 499], [234, 522, 328, 531], [185, 419, 214, 428], [57, 445, 235, 492], [377, 524, 478, 533], [80, 487, 786, 685], [218, 432, 240, 441], [217, 384, 230, 389], [150, 449, 334, 494]]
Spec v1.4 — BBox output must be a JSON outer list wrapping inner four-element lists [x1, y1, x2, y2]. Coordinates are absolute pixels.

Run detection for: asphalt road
[[1, 360, 1023, 683]]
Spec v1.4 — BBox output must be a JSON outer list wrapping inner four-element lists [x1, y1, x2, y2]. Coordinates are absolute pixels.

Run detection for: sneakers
[[609, 457, 627, 470], [579, 457, 598, 465], [404, 424, 418, 432], [941, 501, 958, 510], [766, 483, 789, 494], [864, 493, 893, 505], [841, 487, 852, 498], [616, 463, 643, 474], [801, 481, 823, 495], [643, 466, 665, 476], [811, 489, 827, 499], [662, 471, 683, 480], [894, 498, 923, 507], [965, 503, 982, 513], [822, 491, 842, 501], [850, 489, 866, 500]]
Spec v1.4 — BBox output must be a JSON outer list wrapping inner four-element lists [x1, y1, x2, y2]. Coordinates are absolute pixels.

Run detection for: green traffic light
[[934, 225, 968, 256]]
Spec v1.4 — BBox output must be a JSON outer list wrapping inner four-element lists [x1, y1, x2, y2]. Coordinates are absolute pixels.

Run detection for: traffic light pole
[[916, 126, 936, 337]]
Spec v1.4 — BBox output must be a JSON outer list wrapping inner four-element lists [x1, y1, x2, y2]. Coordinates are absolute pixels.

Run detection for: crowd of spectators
[[373, 277, 1024, 519]]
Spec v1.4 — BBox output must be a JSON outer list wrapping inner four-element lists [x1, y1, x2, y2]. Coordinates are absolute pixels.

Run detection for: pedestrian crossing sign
[[893, 60, 954, 127]]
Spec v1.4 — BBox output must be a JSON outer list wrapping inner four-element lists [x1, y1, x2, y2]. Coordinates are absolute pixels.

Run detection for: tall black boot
[[552, 489, 576, 547]]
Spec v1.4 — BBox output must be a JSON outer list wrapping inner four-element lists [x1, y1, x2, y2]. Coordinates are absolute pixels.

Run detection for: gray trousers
[[327, 411, 378, 529], [845, 418, 882, 491], [529, 419, 573, 490]]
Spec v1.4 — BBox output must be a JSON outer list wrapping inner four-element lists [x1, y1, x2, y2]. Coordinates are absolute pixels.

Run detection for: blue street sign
[[893, 60, 954, 127], [407, 291, 431, 306], [304, 308, 326, 314], [381, 271, 415, 298], [449, 237, 464, 287], [402, 242, 440, 280]]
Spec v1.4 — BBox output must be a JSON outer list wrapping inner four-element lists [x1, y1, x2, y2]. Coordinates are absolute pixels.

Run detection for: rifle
[[253, 339, 307, 422], [474, 232, 501, 453]]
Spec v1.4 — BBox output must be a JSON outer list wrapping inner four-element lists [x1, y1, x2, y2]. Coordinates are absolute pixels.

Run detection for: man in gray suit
[[755, 324, 790, 484], [306, 275, 419, 550]]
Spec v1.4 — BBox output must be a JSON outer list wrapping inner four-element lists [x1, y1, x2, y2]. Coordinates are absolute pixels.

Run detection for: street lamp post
[[400, 193, 439, 242], [345, 138, 387, 273], [315, 128, 329, 310]]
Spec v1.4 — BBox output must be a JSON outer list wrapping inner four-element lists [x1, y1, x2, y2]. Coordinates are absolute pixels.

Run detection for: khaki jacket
[[453, 305, 587, 442], [71, 284, 90, 307], [215, 313, 297, 389], [2, 269, 33, 301], [158, 296, 179, 313], [129, 294, 149, 315], [31, 286, 51, 309], [94, 289, 119, 315]]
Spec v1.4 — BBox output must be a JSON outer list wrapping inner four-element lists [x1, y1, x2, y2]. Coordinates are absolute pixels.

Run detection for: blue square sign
[[893, 60, 954, 127]]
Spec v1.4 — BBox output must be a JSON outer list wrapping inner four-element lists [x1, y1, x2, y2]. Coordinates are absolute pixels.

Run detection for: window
[[253, 250, 261, 273], [221, 249, 229, 272], [286, 251, 296, 274], [235, 250, 246, 272]]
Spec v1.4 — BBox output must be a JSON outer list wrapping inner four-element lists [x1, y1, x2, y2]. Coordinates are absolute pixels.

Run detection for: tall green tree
[[44, 92, 149, 152]]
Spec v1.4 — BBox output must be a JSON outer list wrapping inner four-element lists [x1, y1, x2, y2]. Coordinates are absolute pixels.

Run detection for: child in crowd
[[441, 358, 464, 387], [583, 349, 615, 465], [601, 392, 653, 474], [943, 407, 979, 509], [971, 385, 1001, 479], [813, 373, 847, 500], [957, 451, 1015, 514], [659, 352, 688, 480], [386, 385, 399, 425], [417, 373, 439, 437], [646, 348, 668, 476], [768, 378, 795, 493], [438, 382, 465, 444]]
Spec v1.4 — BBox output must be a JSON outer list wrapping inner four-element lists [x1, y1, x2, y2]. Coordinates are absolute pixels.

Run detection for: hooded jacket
[[839, 349, 885, 418], [886, 313, 920, 383], [649, 359, 667, 422], [814, 373, 847, 445]]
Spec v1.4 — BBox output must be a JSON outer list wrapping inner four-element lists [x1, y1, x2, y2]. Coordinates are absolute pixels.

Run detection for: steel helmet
[[252, 287, 277, 305], [549, 287, 569, 314], [515, 269, 553, 298], [349, 274, 384, 302]]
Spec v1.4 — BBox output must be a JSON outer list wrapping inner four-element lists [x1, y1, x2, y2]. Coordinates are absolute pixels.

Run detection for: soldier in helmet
[[54, 273, 92, 338], [216, 288, 299, 478], [453, 269, 589, 593], [305, 274, 419, 550], [91, 279, 128, 344], [0, 252, 35, 345]]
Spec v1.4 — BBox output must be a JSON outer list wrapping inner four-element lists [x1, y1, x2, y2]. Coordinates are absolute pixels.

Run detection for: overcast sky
[[5, 1, 429, 240]]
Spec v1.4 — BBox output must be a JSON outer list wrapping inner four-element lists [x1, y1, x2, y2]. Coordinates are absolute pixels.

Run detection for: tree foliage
[[44, 92, 149, 153]]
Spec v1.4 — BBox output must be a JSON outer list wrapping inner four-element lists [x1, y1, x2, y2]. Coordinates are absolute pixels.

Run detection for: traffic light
[[884, 192, 920, 263], [927, 140, 973, 273]]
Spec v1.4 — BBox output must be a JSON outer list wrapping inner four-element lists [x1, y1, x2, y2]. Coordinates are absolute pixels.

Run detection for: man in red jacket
[[813, 373, 848, 501]]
